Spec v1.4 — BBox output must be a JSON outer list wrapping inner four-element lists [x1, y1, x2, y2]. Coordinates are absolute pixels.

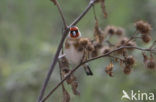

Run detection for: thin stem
[[41, 46, 156, 102], [51, 0, 67, 29], [92, 5, 97, 21], [70, 0, 96, 27]]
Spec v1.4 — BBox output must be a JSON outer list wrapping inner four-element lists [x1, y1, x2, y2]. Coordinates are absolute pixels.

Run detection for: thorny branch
[[38, 0, 96, 101], [41, 45, 156, 102]]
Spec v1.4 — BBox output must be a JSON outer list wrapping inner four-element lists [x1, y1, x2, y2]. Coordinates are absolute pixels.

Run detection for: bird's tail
[[83, 64, 93, 76]]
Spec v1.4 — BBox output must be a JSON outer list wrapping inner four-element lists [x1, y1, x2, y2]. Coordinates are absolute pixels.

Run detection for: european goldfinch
[[64, 26, 93, 76]]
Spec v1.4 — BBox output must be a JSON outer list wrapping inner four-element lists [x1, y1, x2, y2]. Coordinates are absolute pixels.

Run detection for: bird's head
[[68, 26, 81, 39]]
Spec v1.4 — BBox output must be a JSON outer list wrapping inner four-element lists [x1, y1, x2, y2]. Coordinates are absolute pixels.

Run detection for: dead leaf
[[71, 81, 80, 96], [100, 0, 107, 18], [62, 87, 70, 102], [94, 20, 105, 43], [105, 62, 114, 77]]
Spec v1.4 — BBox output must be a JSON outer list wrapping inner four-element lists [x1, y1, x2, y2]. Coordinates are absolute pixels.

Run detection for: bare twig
[[50, 0, 67, 28], [92, 5, 97, 21], [70, 0, 96, 27], [41, 46, 156, 102], [108, 55, 124, 61], [38, 0, 96, 101]]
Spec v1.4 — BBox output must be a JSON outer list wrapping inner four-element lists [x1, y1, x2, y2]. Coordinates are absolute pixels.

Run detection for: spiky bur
[[115, 37, 136, 54], [79, 38, 90, 46], [122, 55, 135, 75], [116, 27, 125, 36], [104, 25, 125, 36], [79, 37, 95, 52], [135, 20, 152, 34], [142, 53, 156, 69], [104, 25, 117, 35], [142, 34, 152, 43], [135, 20, 152, 43], [105, 62, 114, 77], [125, 56, 135, 66], [101, 46, 111, 54], [123, 65, 131, 75]]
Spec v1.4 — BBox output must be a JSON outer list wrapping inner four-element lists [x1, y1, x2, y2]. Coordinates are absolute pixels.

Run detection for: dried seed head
[[66, 75, 77, 84], [115, 45, 126, 54], [116, 27, 125, 36], [91, 50, 98, 57], [123, 66, 131, 75], [125, 56, 135, 65], [119, 37, 129, 45], [86, 42, 95, 51], [79, 38, 89, 46], [142, 52, 148, 62], [135, 20, 152, 34], [104, 25, 117, 35], [71, 81, 80, 96], [146, 58, 156, 69], [126, 41, 136, 50], [101, 46, 111, 54], [94, 41, 103, 49], [142, 34, 152, 43], [105, 62, 114, 77], [117, 37, 136, 50]]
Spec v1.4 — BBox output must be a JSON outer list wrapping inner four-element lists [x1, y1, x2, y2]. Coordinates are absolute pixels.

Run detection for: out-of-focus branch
[[41, 45, 156, 102], [38, 0, 97, 101], [70, 0, 96, 26], [50, 0, 67, 28]]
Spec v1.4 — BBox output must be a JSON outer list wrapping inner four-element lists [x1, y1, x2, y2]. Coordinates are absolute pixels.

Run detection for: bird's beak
[[73, 31, 76, 36]]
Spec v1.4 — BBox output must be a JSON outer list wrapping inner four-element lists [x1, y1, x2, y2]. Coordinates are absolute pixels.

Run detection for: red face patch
[[70, 27, 80, 38], [70, 30, 79, 38]]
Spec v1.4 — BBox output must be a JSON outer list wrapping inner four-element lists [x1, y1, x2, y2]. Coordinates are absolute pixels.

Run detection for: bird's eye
[[70, 30, 79, 38]]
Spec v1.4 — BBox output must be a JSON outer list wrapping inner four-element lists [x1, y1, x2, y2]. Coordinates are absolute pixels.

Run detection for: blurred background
[[0, 0, 156, 102]]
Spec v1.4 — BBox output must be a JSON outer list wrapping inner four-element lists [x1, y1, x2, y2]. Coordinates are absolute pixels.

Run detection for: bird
[[64, 26, 93, 76]]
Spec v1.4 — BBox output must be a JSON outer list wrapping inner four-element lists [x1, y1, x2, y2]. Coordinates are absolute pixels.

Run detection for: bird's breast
[[64, 41, 83, 65]]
